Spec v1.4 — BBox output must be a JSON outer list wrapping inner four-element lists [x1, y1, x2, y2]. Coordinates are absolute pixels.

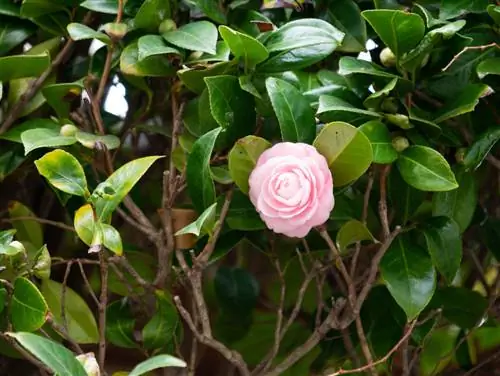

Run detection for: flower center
[[275, 172, 301, 200]]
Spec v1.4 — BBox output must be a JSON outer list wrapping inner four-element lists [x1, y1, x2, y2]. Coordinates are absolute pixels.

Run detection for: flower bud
[[159, 19, 177, 34], [385, 114, 412, 129], [60, 124, 78, 137], [392, 136, 410, 152], [8, 241, 25, 255], [76, 352, 100, 376], [380, 47, 396, 68], [381, 98, 398, 113]]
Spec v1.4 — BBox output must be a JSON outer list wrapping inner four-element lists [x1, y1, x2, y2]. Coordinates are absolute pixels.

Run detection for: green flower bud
[[159, 19, 177, 34], [392, 136, 410, 153], [60, 124, 78, 137], [380, 47, 396, 68], [385, 113, 413, 130]]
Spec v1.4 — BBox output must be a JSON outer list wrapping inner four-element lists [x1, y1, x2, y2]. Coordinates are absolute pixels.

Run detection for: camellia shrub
[[2, 0, 500, 375]]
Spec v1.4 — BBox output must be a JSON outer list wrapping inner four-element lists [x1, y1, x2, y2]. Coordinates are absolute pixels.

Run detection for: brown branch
[[98, 251, 108, 371], [442, 42, 498, 72], [46, 314, 83, 354], [355, 316, 377, 376], [2, 333, 53, 374], [76, 260, 100, 307], [2, 217, 75, 232], [328, 320, 417, 376], [378, 165, 391, 240], [111, 255, 151, 291], [174, 296, 250, 376]]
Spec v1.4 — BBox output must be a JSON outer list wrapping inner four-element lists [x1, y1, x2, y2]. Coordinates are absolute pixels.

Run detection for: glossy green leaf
[[0, 145, 25, 182], [0, 21, 36, 56], [317, 95, 381, 125], [0, 53, 50, 81], [389, 168, 426, 225], [137, 35, 180, 61], [8, 201, 43, 249], [101, 223, 123, 255], [380, 233, 436, 320], [219, 26, 269, 68], [8, 333, 87, 376], [477, 58, 500, 79], [432, 169, 477, 233], [10, 277, 48, 332], [259, 19, 344, 72], [487, 5, 500, 24], [106, 300, 137, 348], [397, 146, 458, 192], [430, 287, 487, 329], [239, 75, 261, 98], [363, 78, 398, 110], [0, 119, 60, 143], [434, 84, 490, 123], [187, 41, 230, 63], [228, 135, 271, 194], [32, 245, 51, 280], [134, 0, 170, 31], [42, 83, 83, 118], [177, 61, 236, 94], [74, 204, 94, 246], [324, 0, 367, 53], [423, 217, 462, 283], [463, 127, 500, 170], [175, 203, 217, 238], [188, 0, 226, 24], [91, 156, 163, 221], [67, 23, 111, 45], [440, 0, 489, 19], [359, 120, 398, 164], [338, 56, 400, 79], [129, 354, 186, 376], [41, 279, 99, 344], [35, 149, 89, 197], [362, 10, 425, 58], [75, 131, 120, 150], [80, 0, 118, 14], [120, 41, 175, 77], [214, 266, 259, 315], [162, 21, 217, 55], [20, 0, 66, 18], [0, 0, 20, 17], [265, 77, 316, 143], [142, 291, 180, 350], [419, 327, 459, 376], [225, 190, 265, 231], [313, 121, 373, 187], [336, 219, 376, 253], [21, 128, 77, 155], [186, 127, 221, 213], [204, 75, 255, 146]]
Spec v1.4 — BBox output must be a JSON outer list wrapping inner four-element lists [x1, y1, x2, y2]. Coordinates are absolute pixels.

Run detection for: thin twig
[[355, 315, 377, 376], [76, 260, 100, 307], [98, 251, 109, 371], [378, 165, 391, 240], [2, 217, 75, 232], [442, 42, 498, 72], [46, 314, 83, 354], [2, 334, 53, 374], [61, 261, 74, 332]]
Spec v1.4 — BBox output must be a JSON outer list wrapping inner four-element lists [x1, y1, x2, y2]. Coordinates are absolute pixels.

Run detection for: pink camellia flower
[[249, 142, 334, 238]]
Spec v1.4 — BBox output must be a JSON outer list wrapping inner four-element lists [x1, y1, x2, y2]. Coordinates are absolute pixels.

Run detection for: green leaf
[[32, 245, 51, 280], [129, 354, 186, 376], [422, 217, 462, 283], [434, 84, 490, 123], [137, 35, 180, 61], [178, 61, 236, 94], [338, 56, 400, 79], [21, 128, 77, 155], [74, 204, 94, 246], [0, 52, 50, 81], [41, 279, 99, 344], [188, 0, 226, 24], [363, 78, 398, 110], [359, 120, 398, 164], [10, 277, 48, 332], [225, 190, 265, 231], [8, 333, 87, 376], [75, 131, 120, 151], [336, 219, 376, 253], [317, 95, 381, 125], [239, 75, 261, 99], [35, 149, 89, 197], [204, 75, 255, 146], [259, 19, 344, 72], [0, 145, 25, 182], [228, 136, 271, 194], [430, 287, 487, 329], [380, 233, 436, 320], [432, 169, 477, 233], [463, 127, 500, 170], [211, 166, 232, 184], [8, 201, 43, 249], [214, 266, 259, 315], [0, 0, 20, 17], [120, 41, 175, 77], [106, 300, 137, 348], [389, 168, 426, 225], [42, 83, 84, 118], [0, 119, 60, 143], [162, 21, 217, 55], [134, 0, 170, 31], [92, 156, 163, 221], [396, 146, 458, 192], [187, 41, 230, 63], [313, 121, 373, 187], [0, 21, 36, 56], [487, 5, 500, 24], [175, 203, 217, 238], [186, 127, 221, 212], [440, 0, 489, 19], [101, 223, 123, 255], [80, 0, 118, 14], [477, 57, 500, 79], [362, 10, 425, 58], [67, 23, 111, 45], [219, 26, 268, 68], [142, 291, 180, 351], [323, 0, 366, 53], [265, 77, 316, 144]]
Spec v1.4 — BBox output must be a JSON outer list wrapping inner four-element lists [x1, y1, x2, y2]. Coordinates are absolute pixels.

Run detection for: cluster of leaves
[[2, 0, 500, 375]]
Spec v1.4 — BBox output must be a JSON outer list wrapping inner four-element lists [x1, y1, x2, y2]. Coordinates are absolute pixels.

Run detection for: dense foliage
[[2, 0, 500, 375]]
